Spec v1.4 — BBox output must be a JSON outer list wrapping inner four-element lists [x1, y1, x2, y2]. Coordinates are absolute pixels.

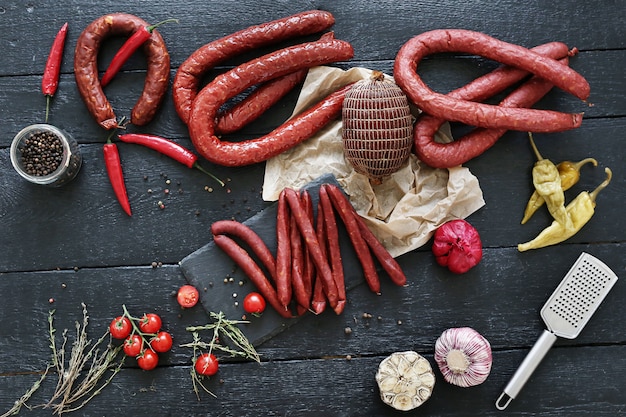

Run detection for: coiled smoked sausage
[[188, 37, 354, 166], [394, 29, 590, 133], [173, 10, 336, 124], [414, 43, 576, 168], [74, 13, 170, 129]]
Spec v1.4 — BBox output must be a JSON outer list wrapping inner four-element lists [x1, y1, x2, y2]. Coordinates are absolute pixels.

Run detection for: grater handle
[[495, 330, 557, 410]]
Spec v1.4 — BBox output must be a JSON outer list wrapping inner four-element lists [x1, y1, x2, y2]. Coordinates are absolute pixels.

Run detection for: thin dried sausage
[[414, 44, 574, 168], [210, 220, 276, 276], [173, 10, 336, 124], [74, 13, 170, 129], [394, 29, 589, 132], [353, 212, 407, 286], [283, 188, 339, 309], [319, 184, 346, 314], [188, 38, 354, 166], [311, 199, 328, 314], [276, 189, 292, 309], [289, 205, 308, 314], [323, 184, 380, 294], [213, 234, 292, 319], [300, 190, 316, 313]]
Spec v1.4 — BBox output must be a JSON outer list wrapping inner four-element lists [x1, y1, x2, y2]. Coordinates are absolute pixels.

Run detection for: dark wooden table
[[1, 1, 624, 416]]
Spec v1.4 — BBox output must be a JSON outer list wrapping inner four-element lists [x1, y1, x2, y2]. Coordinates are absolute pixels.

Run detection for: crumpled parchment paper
[[263, 66, 485, 258]]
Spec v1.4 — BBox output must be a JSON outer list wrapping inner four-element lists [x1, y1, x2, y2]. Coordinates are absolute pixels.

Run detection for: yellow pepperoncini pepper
[[518, 167, 612, 252], [521, 157, 598, 224], [526, 133, 574, 231]]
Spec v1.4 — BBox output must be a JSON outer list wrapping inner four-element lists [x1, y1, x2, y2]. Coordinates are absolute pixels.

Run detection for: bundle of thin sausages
[[172, 10, 355, 167], [211, 184, 407, 318], [393, 29, 591, 168]]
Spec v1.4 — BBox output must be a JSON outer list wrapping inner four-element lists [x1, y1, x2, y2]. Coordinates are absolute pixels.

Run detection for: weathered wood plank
[[0, 1, 623, 416], [0, 345, 623, 416], [0, 244, 622, 370], [1, 0, 624, 77]]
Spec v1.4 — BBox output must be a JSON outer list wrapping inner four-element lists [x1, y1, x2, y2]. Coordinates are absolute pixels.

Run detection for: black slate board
[[179, 174, 367, 346]]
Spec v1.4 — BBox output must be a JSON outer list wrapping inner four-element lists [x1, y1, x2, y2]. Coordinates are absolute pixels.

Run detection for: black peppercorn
[[19, 131, 64, 176]]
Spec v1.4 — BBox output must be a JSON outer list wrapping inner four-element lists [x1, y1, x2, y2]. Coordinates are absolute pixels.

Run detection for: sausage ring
[[188, 37, 354, 167], [394, 29, 590, 133], [173, 10, 335, 124], [74, 13, 170, 129], [414, 42, 575, 168]]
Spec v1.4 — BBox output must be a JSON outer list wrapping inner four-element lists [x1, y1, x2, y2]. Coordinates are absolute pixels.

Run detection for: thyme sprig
[[44, 303, 124, 415], [0, 366, 51, 417], [181, 311, 260, 399]]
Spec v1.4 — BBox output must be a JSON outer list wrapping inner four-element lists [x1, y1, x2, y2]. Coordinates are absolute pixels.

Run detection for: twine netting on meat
[[342, 74, 413, 182]]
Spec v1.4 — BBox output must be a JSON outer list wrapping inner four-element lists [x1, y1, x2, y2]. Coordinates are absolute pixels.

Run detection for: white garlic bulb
[[434, 327, 492, 387], [375, 351, 435, 411]]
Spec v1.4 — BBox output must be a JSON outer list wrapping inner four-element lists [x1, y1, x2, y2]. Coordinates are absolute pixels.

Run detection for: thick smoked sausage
[[216, 69, 308, 134], [394, 29, 590, 132], [173, 10, 335, 124], [414, 44, 575, 168], [188, 38, 354, 166]]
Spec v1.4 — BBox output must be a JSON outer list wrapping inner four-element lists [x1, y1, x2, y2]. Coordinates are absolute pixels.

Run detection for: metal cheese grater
[[495, 252, 618, 410]]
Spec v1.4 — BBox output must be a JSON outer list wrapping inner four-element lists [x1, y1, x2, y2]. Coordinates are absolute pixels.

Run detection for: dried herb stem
[[181, 311, 260, 400], [45, 303, 124, 415], [184, 311, 259, 363], [0, 365, 51, 417]]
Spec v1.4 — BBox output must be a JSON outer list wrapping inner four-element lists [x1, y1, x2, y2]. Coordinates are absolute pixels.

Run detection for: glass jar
[[10, 123, 82, 187]]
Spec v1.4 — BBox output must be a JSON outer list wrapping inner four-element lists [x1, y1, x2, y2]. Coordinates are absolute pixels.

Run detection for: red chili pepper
[[103, 140, 132, 216], [42, 22, 68, 122], [100, 18, 177, 87], [117, 133, 224, 186]]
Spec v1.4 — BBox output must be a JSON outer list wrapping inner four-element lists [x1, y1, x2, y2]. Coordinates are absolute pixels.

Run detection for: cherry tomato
[[139, 313, 162, 334], [151, 331, 173, 353], [137, 349, 159, 371], [109, 316, 132, 339], [177, 284, 200, 308], [194, 353, 219, 376], [123, 334, 143, 357], [243, 292, 266, 314]]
